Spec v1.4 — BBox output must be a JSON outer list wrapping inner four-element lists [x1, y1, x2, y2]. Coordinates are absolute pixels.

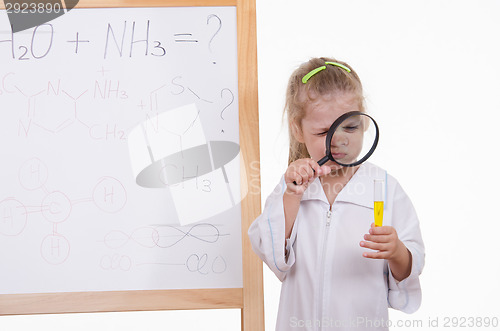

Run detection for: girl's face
[[295, 92, 363, 171]]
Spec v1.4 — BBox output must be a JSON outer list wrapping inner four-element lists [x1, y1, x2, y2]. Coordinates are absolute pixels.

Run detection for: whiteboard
[[0, 7, 244, 294]]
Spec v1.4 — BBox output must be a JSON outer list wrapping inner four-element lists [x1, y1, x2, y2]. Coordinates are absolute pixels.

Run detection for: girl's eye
[[343, 125, 359, 132], [316, 131, 328, 136]]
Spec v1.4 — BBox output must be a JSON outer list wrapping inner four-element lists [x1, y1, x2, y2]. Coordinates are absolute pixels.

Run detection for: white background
[[2, 0, 500, 330]]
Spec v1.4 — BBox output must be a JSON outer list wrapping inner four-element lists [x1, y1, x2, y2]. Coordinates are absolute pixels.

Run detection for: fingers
[[369, 224, 394, 235], [363, 233, 391, 243], [285, 159, 328, 185], [285, 181, 307, 195], [360, 240, 392, 259], [309, 161, 331, 178], [319, 165, 332, 176], [359, 240, 386, 252], [290, 167, 313, 187], [361, 251, 388, 259], [297, 161, 315, 182], [361, 225, 399, 260]]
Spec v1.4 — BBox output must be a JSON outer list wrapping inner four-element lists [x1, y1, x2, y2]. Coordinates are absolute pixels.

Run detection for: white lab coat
[[248, 163, 425, 330]]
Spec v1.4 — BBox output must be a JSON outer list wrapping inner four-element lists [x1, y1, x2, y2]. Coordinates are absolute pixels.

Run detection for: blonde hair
[[284, 57, 365, 164]]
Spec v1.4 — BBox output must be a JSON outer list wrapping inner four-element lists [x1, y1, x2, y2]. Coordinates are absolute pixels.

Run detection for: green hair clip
[[301, 61, 351, 84]]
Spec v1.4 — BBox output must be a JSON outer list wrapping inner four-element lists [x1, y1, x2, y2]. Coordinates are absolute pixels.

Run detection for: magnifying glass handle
[[317, 155, 329, 166], [292, 155, 330, 185]]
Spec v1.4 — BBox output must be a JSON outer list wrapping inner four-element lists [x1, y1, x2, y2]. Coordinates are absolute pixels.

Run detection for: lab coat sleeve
[[386, 180, 425, 313], [248, 176, 298, 282]]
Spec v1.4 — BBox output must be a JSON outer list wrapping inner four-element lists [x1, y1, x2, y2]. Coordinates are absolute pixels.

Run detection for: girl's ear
[[291, 120, 305, 143]]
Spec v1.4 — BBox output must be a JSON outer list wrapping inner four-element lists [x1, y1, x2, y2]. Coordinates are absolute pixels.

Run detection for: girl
[[248, 57, 425, 330]]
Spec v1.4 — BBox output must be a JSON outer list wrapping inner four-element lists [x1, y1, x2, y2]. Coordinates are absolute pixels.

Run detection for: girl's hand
[[284, 158, 331, 196], [360, 223, 405, 261], [360, 223, 412, 281]]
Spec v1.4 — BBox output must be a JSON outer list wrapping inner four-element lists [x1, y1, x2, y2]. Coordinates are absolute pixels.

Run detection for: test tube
[[373, 179, 384, 227]]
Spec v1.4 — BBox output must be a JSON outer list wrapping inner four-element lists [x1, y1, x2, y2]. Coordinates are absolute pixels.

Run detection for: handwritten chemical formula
[[0, 157, 127, 264], [0, 7, 243, 294]]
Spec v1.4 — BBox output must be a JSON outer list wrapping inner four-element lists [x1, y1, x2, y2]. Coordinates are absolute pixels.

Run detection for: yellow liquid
[[374, 201, 384, 227]]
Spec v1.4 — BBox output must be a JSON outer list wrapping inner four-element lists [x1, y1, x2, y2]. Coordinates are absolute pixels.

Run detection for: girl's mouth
[[331, 153, 346, 159]]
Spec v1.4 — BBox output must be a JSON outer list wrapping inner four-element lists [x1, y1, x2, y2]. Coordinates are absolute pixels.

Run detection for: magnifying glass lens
[[294, 111, 379, 185], [325, 112, 379, 167]]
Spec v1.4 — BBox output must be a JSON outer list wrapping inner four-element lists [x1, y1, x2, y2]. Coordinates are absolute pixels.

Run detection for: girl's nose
[[331, 133, 348, 147]]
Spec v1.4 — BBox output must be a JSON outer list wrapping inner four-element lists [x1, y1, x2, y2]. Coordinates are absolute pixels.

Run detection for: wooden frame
[[0, 1, 263, 330]]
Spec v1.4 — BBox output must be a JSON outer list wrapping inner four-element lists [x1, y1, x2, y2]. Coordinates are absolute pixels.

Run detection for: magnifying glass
[[294, 111, 379, 185]]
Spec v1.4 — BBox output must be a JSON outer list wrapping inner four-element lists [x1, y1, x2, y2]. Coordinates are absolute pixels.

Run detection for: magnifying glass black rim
[[318, 111, 379, 167]]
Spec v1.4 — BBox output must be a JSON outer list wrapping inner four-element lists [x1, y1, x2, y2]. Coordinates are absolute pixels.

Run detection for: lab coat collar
[[301, 162, 386, 209]]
